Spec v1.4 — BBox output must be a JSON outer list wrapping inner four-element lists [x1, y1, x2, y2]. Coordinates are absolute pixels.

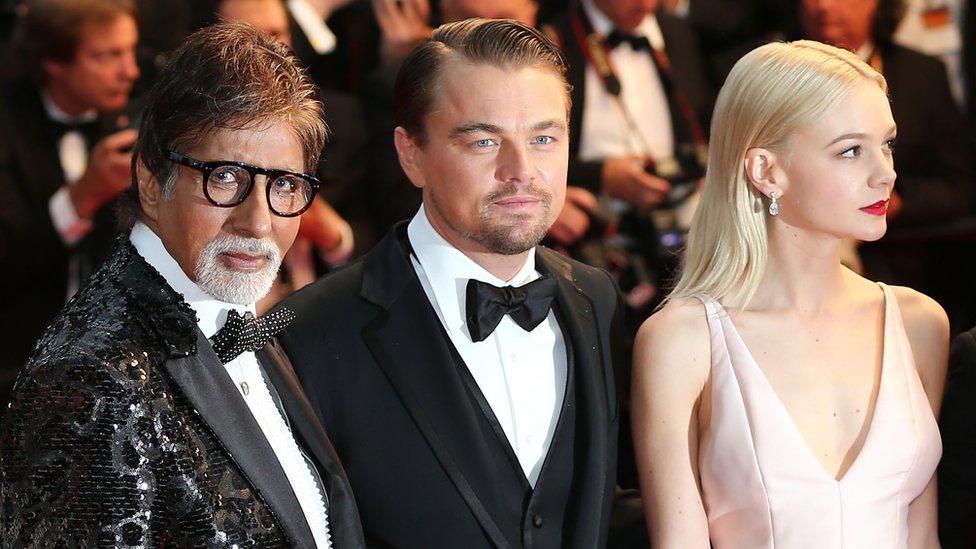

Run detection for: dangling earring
[[768, 191, 780, 216]]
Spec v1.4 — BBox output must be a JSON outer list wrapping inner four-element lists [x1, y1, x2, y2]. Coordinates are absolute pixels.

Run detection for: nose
[[228, 177, 273, 239], [870, 149, 896, 189], [495, 142, 534, 185], [121, 49, 140, 82]]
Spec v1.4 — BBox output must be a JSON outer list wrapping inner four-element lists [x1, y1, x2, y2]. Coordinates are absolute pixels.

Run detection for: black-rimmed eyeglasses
[[167, 150, 321, 217]]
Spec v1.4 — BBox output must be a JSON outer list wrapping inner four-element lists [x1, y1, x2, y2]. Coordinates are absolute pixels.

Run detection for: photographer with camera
[[0, 0, 141, 407], [542, 0, 713, 309]]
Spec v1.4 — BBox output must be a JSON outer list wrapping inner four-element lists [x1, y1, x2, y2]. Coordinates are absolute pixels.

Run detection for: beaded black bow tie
[[209, 308, 296, 364]]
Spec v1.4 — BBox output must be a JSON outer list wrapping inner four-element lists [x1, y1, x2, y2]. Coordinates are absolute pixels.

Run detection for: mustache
[[485, 183, 553, 205], [205, 234, 280, 262]]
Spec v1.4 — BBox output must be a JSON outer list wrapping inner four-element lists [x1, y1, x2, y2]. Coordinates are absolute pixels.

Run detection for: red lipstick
[[860, 199, 889, 216]]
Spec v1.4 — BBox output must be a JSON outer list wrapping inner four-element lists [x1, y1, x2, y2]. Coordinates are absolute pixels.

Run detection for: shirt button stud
[[532, 514, 543, 528]]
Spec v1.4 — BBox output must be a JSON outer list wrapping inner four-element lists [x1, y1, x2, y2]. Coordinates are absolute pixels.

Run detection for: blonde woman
[[632, 41, 948, 548]]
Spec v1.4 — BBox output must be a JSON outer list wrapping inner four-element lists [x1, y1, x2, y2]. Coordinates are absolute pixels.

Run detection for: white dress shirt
[[407, 207, 568, 486], [129, 222, 332, 548], [43, 90, 97, 300], [288, 0, 338, 54], [43, 90, 96, 248], [577, 0, 674, 164]]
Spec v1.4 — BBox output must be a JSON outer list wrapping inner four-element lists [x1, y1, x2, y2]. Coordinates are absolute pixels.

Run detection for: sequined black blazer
[[0, 237, 364, 548]]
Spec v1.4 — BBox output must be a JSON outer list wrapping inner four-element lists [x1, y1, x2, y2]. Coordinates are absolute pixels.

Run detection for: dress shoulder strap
[[689, 294, 729, 355]]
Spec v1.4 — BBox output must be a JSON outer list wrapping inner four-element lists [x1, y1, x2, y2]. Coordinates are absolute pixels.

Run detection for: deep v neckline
[[716, 283, 890, 484]]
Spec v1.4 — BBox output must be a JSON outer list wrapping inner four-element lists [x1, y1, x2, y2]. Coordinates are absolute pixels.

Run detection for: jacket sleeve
[[0, 351, 163, 547], [939, 330, 976, 548]]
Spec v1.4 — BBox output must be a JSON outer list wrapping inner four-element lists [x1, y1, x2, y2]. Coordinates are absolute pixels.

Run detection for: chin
[[481, 220, 548, 255], [854, 222, 888, 243], [196, 259, 280, 305], [98, 95, 129, 113]]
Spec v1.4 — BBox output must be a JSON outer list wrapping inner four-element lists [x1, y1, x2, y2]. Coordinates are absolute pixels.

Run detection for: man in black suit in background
[[0, 0, 140, 404], [277, 18, 622, 548]]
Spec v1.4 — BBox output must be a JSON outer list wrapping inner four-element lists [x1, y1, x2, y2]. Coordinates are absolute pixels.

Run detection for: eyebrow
[[450, 123, 503, 139], [448, 119, 568, 140], [826, 126, 898, 148]]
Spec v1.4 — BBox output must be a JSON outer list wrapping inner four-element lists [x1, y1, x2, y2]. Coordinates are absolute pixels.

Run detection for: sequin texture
[[0, 237, 290, 547]]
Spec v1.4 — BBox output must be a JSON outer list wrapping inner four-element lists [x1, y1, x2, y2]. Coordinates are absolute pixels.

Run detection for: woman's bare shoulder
[[634, 297, 712, 380], [887, 285, 949, 401], [887, 285, 949, 347]]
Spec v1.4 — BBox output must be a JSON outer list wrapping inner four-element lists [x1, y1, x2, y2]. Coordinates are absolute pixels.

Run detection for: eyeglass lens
[[206, 165, 314, 215]]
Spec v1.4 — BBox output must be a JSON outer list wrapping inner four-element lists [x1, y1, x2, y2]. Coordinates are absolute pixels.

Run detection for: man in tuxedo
[[0, 23, 363, 547], [277, 18, 622, 548], [0, 0, 140, 405]]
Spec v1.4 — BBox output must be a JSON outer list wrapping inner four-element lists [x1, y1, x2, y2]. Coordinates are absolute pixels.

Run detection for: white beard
[[194, 234, 282, 305]]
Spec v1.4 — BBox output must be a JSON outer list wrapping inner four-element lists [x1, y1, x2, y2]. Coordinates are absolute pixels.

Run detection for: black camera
[[645, 143, 706, 208]]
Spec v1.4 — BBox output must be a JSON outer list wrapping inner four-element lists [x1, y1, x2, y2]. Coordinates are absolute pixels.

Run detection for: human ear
[[394, 127, 427, 190], [42, 59, 65, 81], [744, 147, 786, 199], [136, 158, 162, 223]]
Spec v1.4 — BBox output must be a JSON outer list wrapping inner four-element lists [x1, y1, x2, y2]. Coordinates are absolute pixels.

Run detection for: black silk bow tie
[[605, 29, 652, 52], [209, 308, 296, 364], [50, 118, 101, 143], [465, 277, 557, 343]]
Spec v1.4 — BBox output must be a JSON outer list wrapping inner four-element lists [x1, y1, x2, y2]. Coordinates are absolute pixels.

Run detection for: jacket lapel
[[257, 340, 366, 549], [359, 228, 514, 549], [163, 329, 316, 548], [535, 248, 617, 540], [536, 249, 612, 409]]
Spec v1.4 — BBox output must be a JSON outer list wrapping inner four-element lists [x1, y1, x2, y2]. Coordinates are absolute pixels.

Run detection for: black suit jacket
[[276, 222, 621, 548], [938, 327, 976, 548], [0, 237, 364, 548], [0, 78, 124, 405], [543, 4, 714, 193]]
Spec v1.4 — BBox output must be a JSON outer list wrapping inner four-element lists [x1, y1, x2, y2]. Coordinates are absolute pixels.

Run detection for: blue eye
[[474, 139, 496, 148], [532, 136, 554, 145]]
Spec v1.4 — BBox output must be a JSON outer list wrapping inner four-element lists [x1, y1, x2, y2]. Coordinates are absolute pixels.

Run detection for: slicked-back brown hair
[[394, 18, 570, 146], [119, 22, 326, 227], [19, 0, 135, 71]]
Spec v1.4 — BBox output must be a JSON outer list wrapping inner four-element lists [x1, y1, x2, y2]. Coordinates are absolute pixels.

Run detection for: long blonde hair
[[667, 40, 886, 310]]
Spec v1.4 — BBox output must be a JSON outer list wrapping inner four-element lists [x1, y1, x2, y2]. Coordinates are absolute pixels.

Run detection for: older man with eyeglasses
[[0, 22, 363, 548]]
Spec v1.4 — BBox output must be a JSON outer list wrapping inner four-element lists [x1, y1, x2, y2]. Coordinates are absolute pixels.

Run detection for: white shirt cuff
[[288, 0, 338, 55], [318, 217, 355, 265], [48, 186, 93, 246]]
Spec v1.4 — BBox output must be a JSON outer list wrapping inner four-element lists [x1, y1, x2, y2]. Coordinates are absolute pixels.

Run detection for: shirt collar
[[582, 0, 665, 51], [130, 221, 254, 338], [406, 205, 539, 334], [855, 40, 875, 62], [41, 89, 97, 125]]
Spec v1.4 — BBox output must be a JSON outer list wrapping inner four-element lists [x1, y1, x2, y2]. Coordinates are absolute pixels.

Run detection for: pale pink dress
[[695, 283, 941, 548]]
